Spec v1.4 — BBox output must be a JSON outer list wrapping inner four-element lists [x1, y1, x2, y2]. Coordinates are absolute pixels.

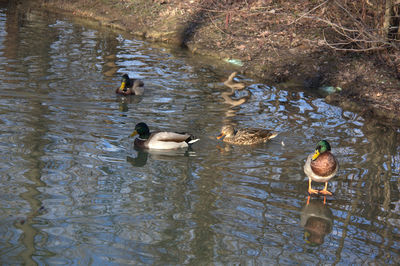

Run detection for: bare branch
[[289, 0, 330, 25]]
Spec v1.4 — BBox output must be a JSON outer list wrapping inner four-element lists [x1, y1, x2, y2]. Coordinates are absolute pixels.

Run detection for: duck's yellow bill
[[216, 133, 225, 140], [130, 130, 138, 137], [312, 149, 320, 160], [119, 81, 126, 91]]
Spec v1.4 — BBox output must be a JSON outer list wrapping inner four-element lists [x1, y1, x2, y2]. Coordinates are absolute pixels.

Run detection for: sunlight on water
[[0, 4, 399, 265]]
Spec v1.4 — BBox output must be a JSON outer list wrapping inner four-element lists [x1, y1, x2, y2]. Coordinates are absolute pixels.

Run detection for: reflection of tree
[[333, 120, 400, 264], [183, 160, 219, 265], [98, 36, 119, 78], [361, 122, 399, 210], [3, 2, 51, 264], [2, 0, 23, 59], [360, 122, 399, 255]]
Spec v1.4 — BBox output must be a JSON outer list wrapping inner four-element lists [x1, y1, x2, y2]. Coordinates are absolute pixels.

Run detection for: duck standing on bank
[[304, 140, 339, 195], [217, 125, 278, 145], [130, 122, 199, 150], [116, 74, 144, 96]]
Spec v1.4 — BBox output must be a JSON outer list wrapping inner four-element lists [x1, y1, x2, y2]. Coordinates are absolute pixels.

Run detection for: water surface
[[0, 3, 399, 265]]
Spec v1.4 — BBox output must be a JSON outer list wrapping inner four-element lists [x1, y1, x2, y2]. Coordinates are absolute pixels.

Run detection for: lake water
[[0, 3, 399, 265]]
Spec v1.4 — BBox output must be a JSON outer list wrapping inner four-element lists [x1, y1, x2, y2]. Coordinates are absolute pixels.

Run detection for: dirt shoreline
[[32, 0, 400, 126]]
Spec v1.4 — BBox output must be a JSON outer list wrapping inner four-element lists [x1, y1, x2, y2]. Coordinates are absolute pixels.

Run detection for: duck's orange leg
[[319, 182, 332, 196], [308, 178, 319, 195]]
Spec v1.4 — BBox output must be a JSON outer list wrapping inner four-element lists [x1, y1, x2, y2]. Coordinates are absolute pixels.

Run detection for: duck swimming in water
[[116, 74, 144, 96], [217, 125, 278, 145], [130, 122, 199, 150]]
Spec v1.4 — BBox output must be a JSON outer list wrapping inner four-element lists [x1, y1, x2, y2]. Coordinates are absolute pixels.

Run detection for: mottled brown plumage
[[217, 125, 278, 145]]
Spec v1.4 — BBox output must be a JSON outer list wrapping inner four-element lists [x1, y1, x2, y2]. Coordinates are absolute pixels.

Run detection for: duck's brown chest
[[310, 152, 336, 176], [134, 138, 148, 149]]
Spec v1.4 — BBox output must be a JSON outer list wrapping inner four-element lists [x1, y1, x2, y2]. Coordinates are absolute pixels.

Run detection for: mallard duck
[[223, 72, 245, 90], [304, 140, 338, 195], [116, 74, 144, 96], [130, 122, 199, 150], [217, 125, 278, 145]]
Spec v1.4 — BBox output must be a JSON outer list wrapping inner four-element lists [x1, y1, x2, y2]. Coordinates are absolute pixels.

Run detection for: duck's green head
[[130, 122, 150, 139], [312, 140, 331, 161], [119, 74, 130, 91]]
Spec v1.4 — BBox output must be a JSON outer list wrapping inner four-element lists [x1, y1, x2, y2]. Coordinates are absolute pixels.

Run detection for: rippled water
[[0, 3, 399, 265]]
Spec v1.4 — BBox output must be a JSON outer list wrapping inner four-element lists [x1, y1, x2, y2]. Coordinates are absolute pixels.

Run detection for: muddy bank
[[30, 0, 400, 126]]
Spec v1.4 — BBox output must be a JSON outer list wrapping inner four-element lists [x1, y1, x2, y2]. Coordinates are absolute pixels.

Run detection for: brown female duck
[[217, 125, 278, 145]]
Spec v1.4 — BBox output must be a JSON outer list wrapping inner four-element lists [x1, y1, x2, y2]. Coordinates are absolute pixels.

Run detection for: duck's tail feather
[[188, 138, 199, 144], [269, 132, 279, 139], [185, 134, 200, 145]]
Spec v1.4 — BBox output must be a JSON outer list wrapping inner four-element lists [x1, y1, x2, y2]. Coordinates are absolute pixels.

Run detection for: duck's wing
[[147, 132, 199, 149], [239, 128, 278, 139], [133, 79, 144, 87], [151, 132, 191, 142], [126, 78, 143, 88], [132, 84, 144, 95], [304, 153, 314, 178]]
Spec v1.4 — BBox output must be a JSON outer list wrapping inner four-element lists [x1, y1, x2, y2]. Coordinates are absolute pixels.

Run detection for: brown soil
[[30, 0, 400, 126]]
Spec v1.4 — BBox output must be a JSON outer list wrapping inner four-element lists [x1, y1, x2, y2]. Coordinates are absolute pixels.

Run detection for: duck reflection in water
[[117, 94, 143, 112], [126, 147, 149, 167], [127, 145, 196, 167], [300, 196, 334, 246], [118, 97, 129, 112], [221, 72, 250, 108]]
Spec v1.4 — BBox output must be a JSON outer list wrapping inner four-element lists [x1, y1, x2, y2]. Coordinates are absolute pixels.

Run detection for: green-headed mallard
[[217, 125, 278, 145], [116, 74, 144, 96], [130, 122, 199, 150], [304, 140, 338, 195]]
